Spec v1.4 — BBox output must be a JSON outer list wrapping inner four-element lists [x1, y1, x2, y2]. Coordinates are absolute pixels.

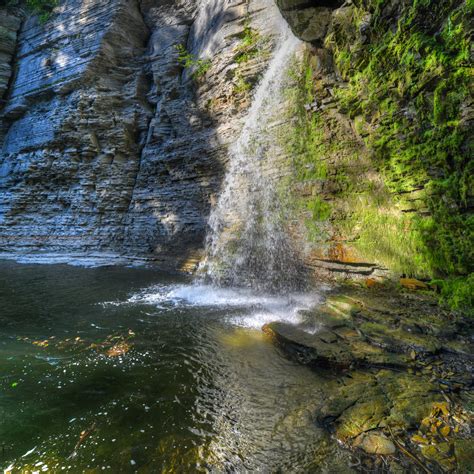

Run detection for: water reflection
[[0, 261, 351, 472]]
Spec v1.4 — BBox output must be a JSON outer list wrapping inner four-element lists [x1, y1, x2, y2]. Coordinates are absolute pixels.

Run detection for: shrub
[[175, 44, 212, 80]]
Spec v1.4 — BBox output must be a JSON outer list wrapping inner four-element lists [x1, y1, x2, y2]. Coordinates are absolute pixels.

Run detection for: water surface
[[0, 260, 352, 472]]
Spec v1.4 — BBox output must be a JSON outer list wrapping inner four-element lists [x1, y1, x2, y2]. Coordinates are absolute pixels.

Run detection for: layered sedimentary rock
[[0, 0, 285, 267], [0, 0, 470, 300], [123, 0, 284, 266], [0, 0, 150, 255]]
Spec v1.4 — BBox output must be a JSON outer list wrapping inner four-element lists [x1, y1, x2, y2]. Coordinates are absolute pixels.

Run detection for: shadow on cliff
[[119, 2, 227, 272], [0, 0, 226, 271]]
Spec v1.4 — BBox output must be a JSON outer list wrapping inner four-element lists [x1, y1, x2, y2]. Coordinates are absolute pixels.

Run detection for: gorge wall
[[0, 0, 472, 310], [0, 0, 285, 269], [277, 0, 473, 311]]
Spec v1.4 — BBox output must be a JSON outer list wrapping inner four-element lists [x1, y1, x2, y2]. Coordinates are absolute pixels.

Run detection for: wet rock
[[263, 321, 354, 369], [265, 293, 411, 371], [297, 289, 470, 458], [420, 443, 455, 472], [359, 321, 442, 355], [365, 277, 382, 288], [376, 370, 442, 430], [316, 368, 444, 455], [325, 295, 361, 318], [336, 395, 388, 440], [454, 439, 474, 472], [353, 432, 396, 455], [318, 330, 338, 344]]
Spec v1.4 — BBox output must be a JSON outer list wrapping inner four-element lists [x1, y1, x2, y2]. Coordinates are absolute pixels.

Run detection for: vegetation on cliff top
[[7, 0, 58, 21], [287, 0, 473, 313]]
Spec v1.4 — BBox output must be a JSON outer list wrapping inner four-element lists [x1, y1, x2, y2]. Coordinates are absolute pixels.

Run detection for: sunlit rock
[[353, 432, 396, 455]]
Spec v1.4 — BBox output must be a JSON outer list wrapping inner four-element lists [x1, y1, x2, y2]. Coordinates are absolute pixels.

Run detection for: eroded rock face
[[0, 0, 151, 255], [122, 0, 285, 266], [0, 0, 286, 266]]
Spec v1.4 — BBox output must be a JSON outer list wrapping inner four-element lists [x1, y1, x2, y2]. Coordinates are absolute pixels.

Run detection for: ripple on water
[[1, 262, 354, 472]]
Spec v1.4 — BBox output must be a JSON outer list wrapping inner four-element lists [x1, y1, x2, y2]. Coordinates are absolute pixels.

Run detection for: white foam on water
[[104, 283, 326, 330], [225, 290, 325, 330]]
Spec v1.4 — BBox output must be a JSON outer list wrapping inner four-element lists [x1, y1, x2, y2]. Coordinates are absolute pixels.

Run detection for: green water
[[0, 260, 352, 473]]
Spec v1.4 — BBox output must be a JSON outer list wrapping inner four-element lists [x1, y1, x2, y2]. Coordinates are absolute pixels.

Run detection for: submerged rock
[[454, 439, 474, 472], [353, 432, 396, 455], [264, 286, 474, 471]]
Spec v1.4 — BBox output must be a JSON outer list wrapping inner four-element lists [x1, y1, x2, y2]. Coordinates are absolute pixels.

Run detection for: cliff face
[[0, 0, 150, 258], [0, 0, 471, 309], [0, 9, 21, 100], [279, 0, 473, 310], [0, 0, 284, 268]]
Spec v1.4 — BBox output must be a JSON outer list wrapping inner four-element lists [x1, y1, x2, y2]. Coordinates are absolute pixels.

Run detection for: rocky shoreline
[[264, 285, 473, 472]]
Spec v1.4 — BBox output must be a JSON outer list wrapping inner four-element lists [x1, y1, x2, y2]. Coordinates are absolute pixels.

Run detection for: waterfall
[[203, 19, 305, 292]]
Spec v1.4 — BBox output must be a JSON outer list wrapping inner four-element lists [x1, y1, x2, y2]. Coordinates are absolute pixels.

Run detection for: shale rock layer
[[0, 0, 283, 267]]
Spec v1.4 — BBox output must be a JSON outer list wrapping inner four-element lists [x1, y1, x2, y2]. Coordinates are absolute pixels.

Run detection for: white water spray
[[203, 18, 304, 291], [103, 282, 324, 331]]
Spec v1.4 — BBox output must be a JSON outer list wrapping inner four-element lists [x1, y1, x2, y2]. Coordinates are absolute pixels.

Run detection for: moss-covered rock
[[335, 395, 388, 440], [454, 439, 474, 472], [282, 0, 473, 314], [263, 321, 355, 369], [264, 286, 473, 469], [353, 432, 396, 455]]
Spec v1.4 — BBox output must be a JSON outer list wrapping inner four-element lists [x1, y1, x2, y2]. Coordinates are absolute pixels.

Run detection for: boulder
[[263, 320, 408, 370], [275, 0, 344, 44]]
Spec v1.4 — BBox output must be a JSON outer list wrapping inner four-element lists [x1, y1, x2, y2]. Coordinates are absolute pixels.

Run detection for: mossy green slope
[[286, 0, 473, 313]]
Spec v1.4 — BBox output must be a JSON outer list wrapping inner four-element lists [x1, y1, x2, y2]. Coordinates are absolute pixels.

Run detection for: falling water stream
[[204, 19, 306, 291], [0, 13, 354, 474]]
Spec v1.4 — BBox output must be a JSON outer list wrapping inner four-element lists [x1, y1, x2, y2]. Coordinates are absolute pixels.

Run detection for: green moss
[[234, 24, 261, 64], [23, 0, 58, 22], [342, 195, 433, 276], [283, 62, 334, 241], [233, 72, 252, 94], [230, 22, 271, 98], [6, 0, 58, 21], [286, 0, 473, 313], [434, 274, 474, 316], [307, 196, 332, 222]]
